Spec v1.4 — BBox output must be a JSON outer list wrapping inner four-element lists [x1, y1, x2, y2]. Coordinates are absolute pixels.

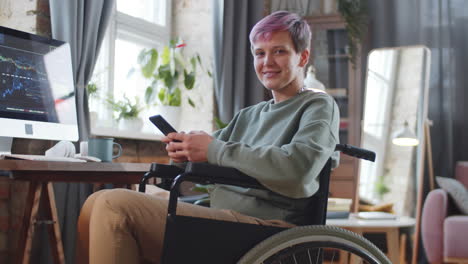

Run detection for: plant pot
[[155, 105, 181, 130], [89, 111, 98, 127], [119, 117, 144, 132]]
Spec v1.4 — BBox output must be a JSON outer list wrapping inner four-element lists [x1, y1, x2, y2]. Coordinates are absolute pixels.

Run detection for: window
[[89, 0, 171, 139]]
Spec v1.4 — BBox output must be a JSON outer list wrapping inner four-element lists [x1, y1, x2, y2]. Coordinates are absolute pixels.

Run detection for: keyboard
[[1, 154, 86, 163]]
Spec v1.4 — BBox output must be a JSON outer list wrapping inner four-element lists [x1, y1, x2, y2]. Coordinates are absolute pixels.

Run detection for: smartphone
[[149, 115, 181, 142]]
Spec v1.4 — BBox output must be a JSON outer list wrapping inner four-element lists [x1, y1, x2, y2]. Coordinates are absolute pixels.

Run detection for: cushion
[[456, 161, 468, 188], [444, 215, 468, 258], [436, 176, 468, 214]]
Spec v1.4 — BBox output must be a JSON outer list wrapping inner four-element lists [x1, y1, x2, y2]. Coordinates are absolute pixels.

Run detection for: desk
[[327, 216, 416, 264], [0, 160, 151, 264]]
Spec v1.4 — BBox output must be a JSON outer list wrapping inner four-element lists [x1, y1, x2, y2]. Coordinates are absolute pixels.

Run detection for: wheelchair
[[138, 144, 391, 264]]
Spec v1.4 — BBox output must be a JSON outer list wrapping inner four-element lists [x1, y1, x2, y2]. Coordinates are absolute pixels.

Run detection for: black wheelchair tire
[[237, 225, 392, 264]]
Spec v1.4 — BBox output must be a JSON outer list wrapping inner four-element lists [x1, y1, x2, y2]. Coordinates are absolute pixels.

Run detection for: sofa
[[421, 161, 468, 263]]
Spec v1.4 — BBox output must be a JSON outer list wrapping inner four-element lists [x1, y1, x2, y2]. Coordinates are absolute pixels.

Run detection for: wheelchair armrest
[[149, 163, 185, 178], [139, 164, 184, 193], [166, 162, 265, 216], [185, 162, 265, 189]]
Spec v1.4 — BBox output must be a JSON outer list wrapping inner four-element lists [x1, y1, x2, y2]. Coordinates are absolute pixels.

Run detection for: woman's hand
[[162, 131, 214, 163]]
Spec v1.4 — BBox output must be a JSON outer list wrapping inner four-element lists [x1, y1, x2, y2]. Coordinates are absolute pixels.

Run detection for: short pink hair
[[249, 11, 311, 53]]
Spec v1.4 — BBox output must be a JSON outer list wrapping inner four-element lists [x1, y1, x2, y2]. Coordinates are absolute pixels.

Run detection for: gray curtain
[[45, 1, 114, 263], [212, 0, 264, 122], [367, 1, 468, 262]]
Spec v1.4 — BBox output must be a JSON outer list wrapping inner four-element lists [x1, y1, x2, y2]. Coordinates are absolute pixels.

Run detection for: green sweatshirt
[[208, 90, 340, 224]]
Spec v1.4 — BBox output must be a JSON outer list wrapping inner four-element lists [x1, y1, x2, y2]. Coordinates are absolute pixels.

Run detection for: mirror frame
[[359, 45, 431, 263]]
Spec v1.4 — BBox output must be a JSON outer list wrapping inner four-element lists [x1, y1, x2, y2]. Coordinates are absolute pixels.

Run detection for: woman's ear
[[299, 48, 310, 67]]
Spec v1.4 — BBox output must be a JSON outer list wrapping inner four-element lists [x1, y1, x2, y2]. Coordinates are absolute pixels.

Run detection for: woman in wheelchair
[[77, 11, 343, 264]]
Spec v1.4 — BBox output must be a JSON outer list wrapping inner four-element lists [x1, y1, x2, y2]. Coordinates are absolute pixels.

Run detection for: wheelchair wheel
[[237, 225, 391, 264]]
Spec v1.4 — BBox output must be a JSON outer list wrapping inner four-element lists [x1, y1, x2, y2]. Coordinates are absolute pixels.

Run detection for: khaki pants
[[76, 188, 293, 264]]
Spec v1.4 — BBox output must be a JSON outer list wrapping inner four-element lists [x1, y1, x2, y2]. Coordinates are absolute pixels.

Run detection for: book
[[328, 198, 352, 211], [356, 212, 397, 220], [326, 211, 350, 219]]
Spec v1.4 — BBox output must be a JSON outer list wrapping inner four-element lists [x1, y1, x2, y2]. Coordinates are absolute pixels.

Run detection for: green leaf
[[196, 53, 202, 66], [168, 88, 181, 106], [161, 46, 171, 65], [169, 39, 177, 48], [158, 87, 167, 104], [134, 37, 213, 107], [86, 83, 98, 96], [158, 64, 175, 89], [141, 49, 158, 78], [184, 70, 195, 90], [106, 95, 143, 121], [214, 116, 228, 129], [188, 98, 195, 107], [207, 70, 212, 78], [144, 86, 154, 105], [191, 184, 214, 193], [190, 57, 197, 71]]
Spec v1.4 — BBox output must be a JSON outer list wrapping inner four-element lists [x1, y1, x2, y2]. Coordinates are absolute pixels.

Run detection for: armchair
[[421, 161, 468, 263]]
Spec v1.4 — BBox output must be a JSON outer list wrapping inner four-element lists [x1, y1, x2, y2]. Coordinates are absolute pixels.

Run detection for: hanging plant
[[337, 0, 368, 66]]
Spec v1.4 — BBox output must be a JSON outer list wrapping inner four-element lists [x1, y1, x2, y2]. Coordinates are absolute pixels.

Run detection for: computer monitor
[[0, 26, 79, 154]]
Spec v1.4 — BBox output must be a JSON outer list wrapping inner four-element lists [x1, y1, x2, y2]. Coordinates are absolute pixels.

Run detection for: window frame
[[90, 0, 172, 140]]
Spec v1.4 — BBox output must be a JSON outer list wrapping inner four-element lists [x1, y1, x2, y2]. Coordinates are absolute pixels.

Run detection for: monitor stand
[[0, 137, 13, 155]]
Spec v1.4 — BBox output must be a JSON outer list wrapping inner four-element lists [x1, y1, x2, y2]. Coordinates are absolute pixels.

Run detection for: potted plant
[[86, 82, 100, 126], [337, 0, 368, 66], [135, 39, 210, 127], [106, 95, 144, 132]]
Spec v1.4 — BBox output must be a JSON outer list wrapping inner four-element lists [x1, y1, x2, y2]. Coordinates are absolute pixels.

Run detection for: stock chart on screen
[[0, 33, 59, 123]]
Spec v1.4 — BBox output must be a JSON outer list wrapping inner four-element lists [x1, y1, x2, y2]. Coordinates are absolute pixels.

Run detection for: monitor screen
[[0, 26, 79, 151]]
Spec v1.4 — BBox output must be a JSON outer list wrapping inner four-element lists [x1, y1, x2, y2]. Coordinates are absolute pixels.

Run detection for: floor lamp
[[411, 119, 434, 264]]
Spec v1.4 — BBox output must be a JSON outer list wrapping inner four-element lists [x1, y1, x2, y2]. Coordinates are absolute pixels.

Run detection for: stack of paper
[[327, 198, 352, 219]]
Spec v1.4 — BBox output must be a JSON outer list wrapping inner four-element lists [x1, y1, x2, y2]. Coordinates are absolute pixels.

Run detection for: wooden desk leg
[[400, 233, 407, 264], [15, 181, 42, 264], [386, 228, 400, 264], [44, 183, 65, 264]]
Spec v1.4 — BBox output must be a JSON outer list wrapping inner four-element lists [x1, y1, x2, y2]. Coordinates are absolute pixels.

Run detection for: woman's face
[[252, 31, 309, 93]]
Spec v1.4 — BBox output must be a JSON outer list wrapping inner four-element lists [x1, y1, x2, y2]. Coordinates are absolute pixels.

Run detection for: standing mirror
[[359, 46, 431, 217]]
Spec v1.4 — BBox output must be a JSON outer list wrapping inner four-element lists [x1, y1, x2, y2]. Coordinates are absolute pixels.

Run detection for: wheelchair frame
[[139, 144, 377, 264]]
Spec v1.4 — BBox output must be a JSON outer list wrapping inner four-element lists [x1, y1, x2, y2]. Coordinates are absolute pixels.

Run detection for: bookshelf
[[306, 14, 363, 211]]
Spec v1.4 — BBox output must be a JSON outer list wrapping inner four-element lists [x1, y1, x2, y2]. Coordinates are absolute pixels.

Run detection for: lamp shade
[[392, 121, 419, 146], [304, 65, 325, 90]]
